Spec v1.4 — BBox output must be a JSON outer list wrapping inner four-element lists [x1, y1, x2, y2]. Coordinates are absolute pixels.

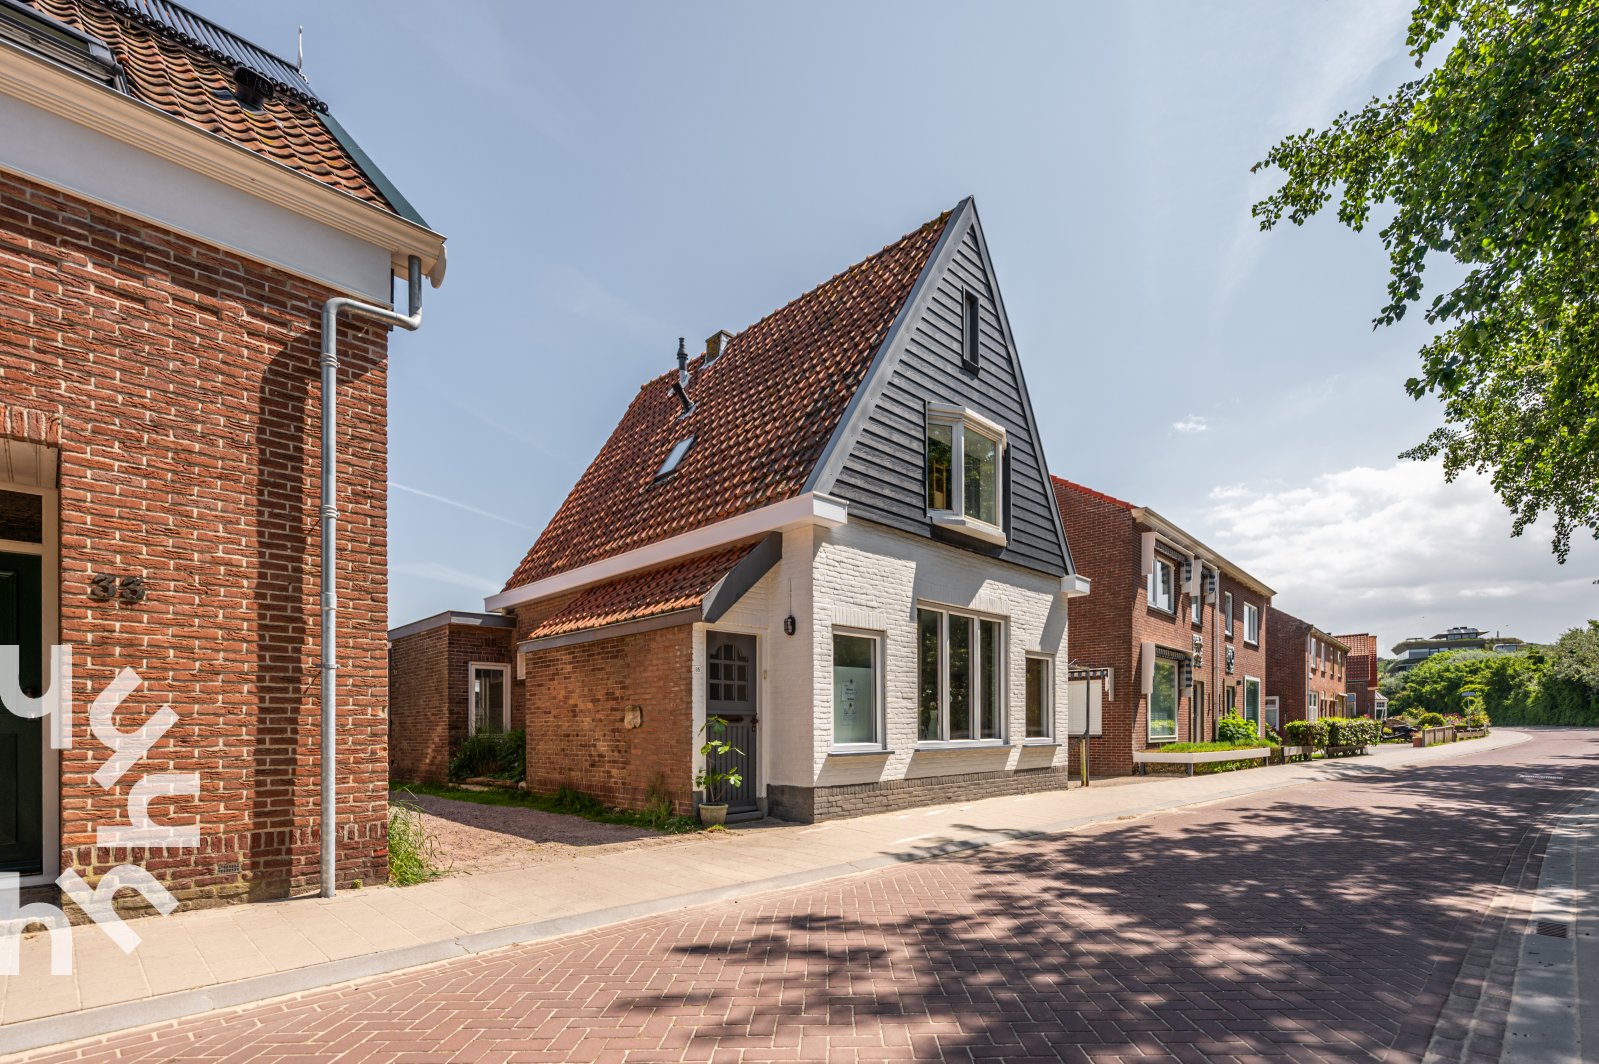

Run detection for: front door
[[705, 632, 757, 813], [0, 551, 43, 875]]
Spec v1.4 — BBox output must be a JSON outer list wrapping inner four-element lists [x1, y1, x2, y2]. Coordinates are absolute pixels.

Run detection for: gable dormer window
[[925, 404, 1006, 546]]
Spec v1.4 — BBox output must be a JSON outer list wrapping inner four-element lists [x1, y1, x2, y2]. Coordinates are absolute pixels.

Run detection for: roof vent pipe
[[317, 256, 427, 899], [671, 337, 693, 415]]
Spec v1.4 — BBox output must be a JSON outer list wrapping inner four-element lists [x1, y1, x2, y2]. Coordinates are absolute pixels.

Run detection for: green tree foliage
[[1390, 629, 1599, 724], [1252, 1, 1599, 560], [1550, 620, 1599, 688]]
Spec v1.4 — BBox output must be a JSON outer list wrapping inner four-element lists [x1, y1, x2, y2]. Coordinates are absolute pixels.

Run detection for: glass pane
[[918, 609, 942, 740], [475, 669, 505, 734], [926, 423, 953, 511], [1025, 658, 1047, 738], [0, 490, 42, 543], [1150, 659, 1177, 740], [962, 428, 998, 524], [1245, 680, 1261, 723], [949, 615, 973, 740], [832, 633, 877, 745], [979, 619, 1001, 739]]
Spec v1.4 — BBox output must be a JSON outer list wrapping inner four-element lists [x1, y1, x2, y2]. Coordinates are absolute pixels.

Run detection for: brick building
[[0, 0, 444, 906], [1337, 632, 1387, 717], [387, 613, 515, 783], [1051, 479, 1275, 776], [1266, 611, 1350, 727], [392, 198, 1092, 822]]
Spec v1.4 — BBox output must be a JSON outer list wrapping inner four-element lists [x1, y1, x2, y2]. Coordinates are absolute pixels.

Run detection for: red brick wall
[[1266, 612, 1347, 724], [517, 622, 694, 813], [0, 171, 391, 906], [1338, 633, 1379, 715], [388, 626, 448, 784]]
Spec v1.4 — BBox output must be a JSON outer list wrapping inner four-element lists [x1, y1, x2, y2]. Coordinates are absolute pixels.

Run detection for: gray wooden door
[[705, 632, 757, 812], [0, 552, 43, 875]]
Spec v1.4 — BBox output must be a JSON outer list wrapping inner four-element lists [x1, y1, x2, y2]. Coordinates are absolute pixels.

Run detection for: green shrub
[[1465, 707, 1491, 728], [448, 728, 525, 782], [387, 798, 443, 886], [1157, 740, 1268, 753], [1284, 718, 1329, 748], [1324, 716, 1380, 749], [1415, 711, 1447, 728], [1216, 714, 1258, 745]]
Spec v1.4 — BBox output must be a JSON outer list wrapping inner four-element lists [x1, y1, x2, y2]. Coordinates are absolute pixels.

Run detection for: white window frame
[[1223, 592, 1234, 639], [916, 604, 1007, 747], [925, 404, 1007, 547], [468, 661, 511, 734], [1244, 603, 1260, 646], [1148, 554, 1176, 614], [829, 626, 886, 752], [1308, 689, 1320, 719], [1023, 653, 1054, 742], [1148, 655, 1179, 742]]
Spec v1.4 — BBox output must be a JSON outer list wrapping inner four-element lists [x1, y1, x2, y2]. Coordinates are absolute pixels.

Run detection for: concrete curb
[[0, 729, 1531, 1060]]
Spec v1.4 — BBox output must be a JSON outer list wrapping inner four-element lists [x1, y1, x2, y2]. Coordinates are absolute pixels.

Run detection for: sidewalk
[[0, 729, 1529, 1056]]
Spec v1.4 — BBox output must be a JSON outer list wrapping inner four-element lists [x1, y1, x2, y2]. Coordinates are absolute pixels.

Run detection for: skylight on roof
[[655, 436, 695, 480]]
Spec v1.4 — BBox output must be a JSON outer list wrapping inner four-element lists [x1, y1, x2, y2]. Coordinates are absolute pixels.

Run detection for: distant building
[[1266, 612, 1350, 727], [1337, 633, 1381, 716], [1390, 627, 1526, 673]]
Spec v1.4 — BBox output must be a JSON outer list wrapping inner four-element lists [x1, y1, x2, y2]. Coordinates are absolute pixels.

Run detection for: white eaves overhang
[[1131, 506, 1276, 599]]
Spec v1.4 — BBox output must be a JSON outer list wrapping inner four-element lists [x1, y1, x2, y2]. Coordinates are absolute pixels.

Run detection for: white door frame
[[1, 472, 60, 887]]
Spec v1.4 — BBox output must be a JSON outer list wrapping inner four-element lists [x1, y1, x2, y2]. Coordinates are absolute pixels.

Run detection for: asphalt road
[[27, 729, 1599, 1063]]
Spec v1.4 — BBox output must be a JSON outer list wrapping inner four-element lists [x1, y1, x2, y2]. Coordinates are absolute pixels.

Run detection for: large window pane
[[962, 427, 998, 525], [1244, 678, 1261, 727], [926, 423, 953, 511], [832, 633, 878, 745], [979, 619, 1002, 739], [918, 609, 942, 741], [948, 614, 973, 740], [1150, 659, 1177, 741], [1025, 657, 1049, 738], [473, 667, 506, 734]]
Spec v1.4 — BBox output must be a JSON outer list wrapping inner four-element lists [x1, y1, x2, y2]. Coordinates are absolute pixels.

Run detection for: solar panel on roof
[[100, 0, 323, 110]]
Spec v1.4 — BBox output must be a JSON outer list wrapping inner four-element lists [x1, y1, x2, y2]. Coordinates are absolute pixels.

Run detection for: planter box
[[1414, 726, 1458, 747], [1458, 727, 1487, 739], [1134, 747, 1271, 776], [1282, 745, 1315, 762], [1324, 744, 1370, 757]]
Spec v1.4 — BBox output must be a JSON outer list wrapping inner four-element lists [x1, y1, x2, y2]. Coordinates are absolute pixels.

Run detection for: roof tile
[[524, 544, 756, 640]]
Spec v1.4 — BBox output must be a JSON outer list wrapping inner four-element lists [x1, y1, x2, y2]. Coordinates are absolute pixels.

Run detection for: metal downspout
[[318, 256, 424, 899]]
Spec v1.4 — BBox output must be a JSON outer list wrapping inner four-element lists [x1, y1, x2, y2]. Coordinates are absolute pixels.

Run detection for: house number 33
[[89, 574, 148, 604]]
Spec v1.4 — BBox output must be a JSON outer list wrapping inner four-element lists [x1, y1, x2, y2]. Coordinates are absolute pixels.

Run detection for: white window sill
[[914, 739, 1007, 751], [1019, 738, 1060, 747], [1147, 735, 1180, 745], [828, 745, 890, 757], [928, 511, 1007, 547]]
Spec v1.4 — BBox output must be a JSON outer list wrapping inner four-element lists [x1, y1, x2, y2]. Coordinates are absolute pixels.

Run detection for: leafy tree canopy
[[1550, 619, 1599, 687], [1252, 0, 1599, 561]]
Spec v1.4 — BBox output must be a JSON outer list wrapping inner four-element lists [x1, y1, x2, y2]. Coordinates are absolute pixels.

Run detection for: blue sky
[[206, 0, 1595, 651]]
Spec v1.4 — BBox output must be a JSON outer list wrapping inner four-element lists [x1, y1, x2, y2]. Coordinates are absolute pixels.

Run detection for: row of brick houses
[[388, 203, 1385, 821]]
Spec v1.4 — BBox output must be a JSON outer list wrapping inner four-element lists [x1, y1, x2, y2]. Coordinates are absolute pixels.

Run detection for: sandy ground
[[389, 790, 698, 876]]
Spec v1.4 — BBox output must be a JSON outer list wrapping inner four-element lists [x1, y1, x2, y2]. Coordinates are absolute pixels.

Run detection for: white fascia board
[[1061, 574, 1092, 598], [0, 43, 445, 291], [484, 492, 848, 613], [1132, 506, 1276, 598]]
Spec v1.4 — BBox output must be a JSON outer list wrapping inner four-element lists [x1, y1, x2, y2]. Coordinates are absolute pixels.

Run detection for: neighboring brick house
[[1051, 480, 1275, 776], [0, 0, 445, 906], [387, 613, 516, 783], [1337, 632, 1385, 717], [1266, 611, 1350, 726], [393, 198, 1090, 822]]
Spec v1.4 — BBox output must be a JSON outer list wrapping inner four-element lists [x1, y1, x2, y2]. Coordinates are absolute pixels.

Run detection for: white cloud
[[1172, 415, 1209, 435], [1190, 460, 1598, 650]]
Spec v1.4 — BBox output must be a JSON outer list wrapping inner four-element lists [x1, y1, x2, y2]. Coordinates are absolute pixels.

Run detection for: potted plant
[[694, 715, 744, 827]]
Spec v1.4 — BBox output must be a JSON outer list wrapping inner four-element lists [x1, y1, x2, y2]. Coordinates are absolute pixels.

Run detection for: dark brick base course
[[768, 766, 1072, 823]]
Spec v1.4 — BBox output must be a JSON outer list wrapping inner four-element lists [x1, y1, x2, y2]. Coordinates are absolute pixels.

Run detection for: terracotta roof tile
[[25, 0, 393, 210], [1051, 476, 1135, 512], [525, 545, 756, 640], [504, 209, 952, 591]]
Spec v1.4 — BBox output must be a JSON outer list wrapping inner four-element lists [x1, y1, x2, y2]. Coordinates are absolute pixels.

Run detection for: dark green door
[[0, 551, 42, 875]]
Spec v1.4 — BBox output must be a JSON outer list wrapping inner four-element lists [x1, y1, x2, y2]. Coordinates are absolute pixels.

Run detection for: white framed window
[[468, 662, 510, 734], [1264, 694, 1280, 731], [1244, 603, 1261, 645], [1024, 655, 1052, 740], [1148, 555, 1176, 614], [925, 404, 1006, 546], [917, 605, 1005, 743], [1223, 592, 1234, 639], [1243, 676, 1262, 731], [1308, 690, 1320, 719], [1191, 589, 1203, 626], [831, 628, 884, 750], [1149, 657, 1179, 742]]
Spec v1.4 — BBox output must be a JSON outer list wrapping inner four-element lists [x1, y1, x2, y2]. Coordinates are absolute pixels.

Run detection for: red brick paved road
[[27, 730, 1599, 1062]]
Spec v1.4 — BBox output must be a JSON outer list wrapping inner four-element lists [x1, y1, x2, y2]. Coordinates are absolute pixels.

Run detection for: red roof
[[504, 209, 952, 591], [525, 545, 755, 640], [1051, 476, 1134, 511], [26, 0, 394, 211]]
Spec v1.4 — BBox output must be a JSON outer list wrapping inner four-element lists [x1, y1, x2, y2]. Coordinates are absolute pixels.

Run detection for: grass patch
[[392, 781, 701, 835], [1155, 740, 1271, 754], [388, 798, 445, 886]]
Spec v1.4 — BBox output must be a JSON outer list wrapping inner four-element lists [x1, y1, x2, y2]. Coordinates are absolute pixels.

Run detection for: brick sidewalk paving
[[22, 728, 1598, 1063]]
